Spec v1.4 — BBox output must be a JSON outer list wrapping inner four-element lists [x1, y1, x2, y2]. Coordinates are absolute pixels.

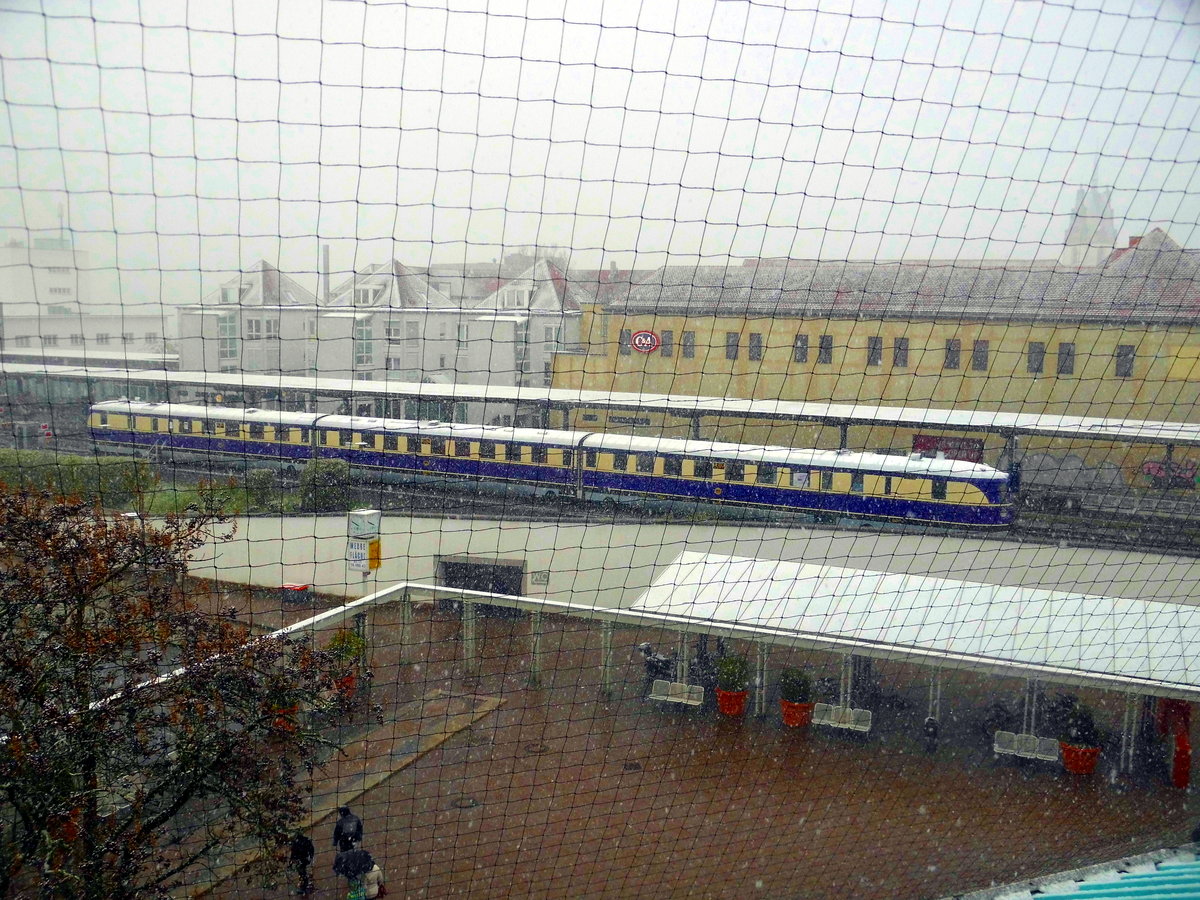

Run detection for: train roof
[[92, 400, 1007, 480]]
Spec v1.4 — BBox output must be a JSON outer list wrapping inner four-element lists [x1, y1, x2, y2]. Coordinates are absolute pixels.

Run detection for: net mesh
[[2, 1, 1200, 897]]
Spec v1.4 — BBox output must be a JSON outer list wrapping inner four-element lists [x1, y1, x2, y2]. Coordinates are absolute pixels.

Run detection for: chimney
[[322, 244, 331, 302]]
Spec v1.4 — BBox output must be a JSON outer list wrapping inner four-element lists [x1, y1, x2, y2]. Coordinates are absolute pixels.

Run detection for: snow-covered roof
[[631, 552, 1200, 700]]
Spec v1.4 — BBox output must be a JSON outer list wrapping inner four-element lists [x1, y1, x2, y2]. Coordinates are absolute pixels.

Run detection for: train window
[[532, 446, 548, 464], [201, 420, 216, 435], [178, 419, 193, 434], [585, 450, 598, 468], [561, 449, 573, 467], [479, 440, 496, 459], [883, 476, 892, 495], [664, 457, 683, 477], [820, 471, 833, 491], [338, 430, 353, 447], [693, 459, 713, 479], [757, 464, 777, 485], [430, 437, 447, 455], [383, 435, 398, 452], [299, 428, 310, 444], [455, 441, 471, 458], [277, 427, 291, 443], [725, 462, 745, 482], [636, 453, 655, 473], [98, 413, 108, 426], [851, 473, 864, 493], [505, 442, 522, 461], [151, 418, 161, 432], [406, 436, 421, 453], [249, 423, 265, 439], [611, 452, 629, 471], [792, 471, 808, 489], [931, 478, 948, 500]]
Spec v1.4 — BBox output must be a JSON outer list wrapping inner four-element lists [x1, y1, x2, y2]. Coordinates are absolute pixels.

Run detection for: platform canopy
[[630, 552, 1200, 701]]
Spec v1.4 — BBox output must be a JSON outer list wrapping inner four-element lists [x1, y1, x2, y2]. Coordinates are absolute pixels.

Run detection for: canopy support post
[[527, 611, 543, 689], [599, 620, 615, 699], [676, 630, 688, 684], [840, 655, 853, 708], [755, 642, 769, 717], [462, 600, 478, 676]]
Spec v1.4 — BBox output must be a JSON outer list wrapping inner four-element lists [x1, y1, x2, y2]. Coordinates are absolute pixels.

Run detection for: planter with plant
[[326, 628, 368, 702], [778, 667, 814, 728], [715, 655, 751, 717], [1058, 701, 1102, 775]]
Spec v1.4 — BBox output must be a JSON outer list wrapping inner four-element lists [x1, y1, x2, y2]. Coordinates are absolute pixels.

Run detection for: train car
[[88, 400, 1012, 527]]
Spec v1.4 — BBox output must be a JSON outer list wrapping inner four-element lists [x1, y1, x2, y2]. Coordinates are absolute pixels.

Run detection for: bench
[[993, 731, 1060, 762], [813, 703, 873, 733], [648, 679, 704, 706]]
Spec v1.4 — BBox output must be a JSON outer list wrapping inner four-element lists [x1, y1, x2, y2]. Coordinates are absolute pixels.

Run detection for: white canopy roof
[[631, 552, 1200, 700]]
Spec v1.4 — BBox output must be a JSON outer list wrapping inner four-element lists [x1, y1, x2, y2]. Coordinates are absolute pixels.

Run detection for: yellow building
[[558, 229, 1200, 484]]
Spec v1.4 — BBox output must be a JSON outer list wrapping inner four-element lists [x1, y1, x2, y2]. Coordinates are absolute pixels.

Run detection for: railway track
[[43, 447, 1200, 558]]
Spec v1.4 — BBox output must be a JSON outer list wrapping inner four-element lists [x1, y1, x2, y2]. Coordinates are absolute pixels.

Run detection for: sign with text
[[912, 434, 985, 463], [630, 330, 660, 353], [348, 538, 381, 572]]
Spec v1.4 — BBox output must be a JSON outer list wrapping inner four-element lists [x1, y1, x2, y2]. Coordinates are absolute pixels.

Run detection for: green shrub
[[326, 628, 366, 662], [243, 468, 277, 509], [0, 449, 153, 507], [300, 459, 352, 512], [715, 655, 750, 692], [778, 667, 812, 703]]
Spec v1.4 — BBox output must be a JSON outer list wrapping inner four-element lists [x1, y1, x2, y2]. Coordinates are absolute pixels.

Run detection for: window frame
[[793, 334, 809, 364], [1027, 341, 1045, 374], [748, 332, 763, 362], [893, 337, 909, 368], [944, 339, 961, 370], [971, 339, 989, 372], [817, 334, 833, 365], [1115, 344, 1135, 378], [1057, 342, 1075, 376], [866, 336, 883, 367], [725, 332, 740, 361], [681, 331, 696, 359]]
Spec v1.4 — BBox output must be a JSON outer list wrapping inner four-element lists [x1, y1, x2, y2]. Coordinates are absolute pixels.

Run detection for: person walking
[[289, 832, 315, 896], [332, 805, 364, 852], [362, 862, 387, 898]]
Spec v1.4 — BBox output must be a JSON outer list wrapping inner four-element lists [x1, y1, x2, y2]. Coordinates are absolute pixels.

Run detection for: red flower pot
[[780, 700, 814, 728], [716, 688, 749, 717], [1060, 742, 1101, 775]]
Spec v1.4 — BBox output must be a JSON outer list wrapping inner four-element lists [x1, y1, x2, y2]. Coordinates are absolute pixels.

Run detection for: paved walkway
[[185, 689, 503, 898]]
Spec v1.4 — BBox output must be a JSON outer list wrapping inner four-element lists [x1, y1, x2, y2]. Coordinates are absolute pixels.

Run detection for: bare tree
[[0, 488, 341, 898]]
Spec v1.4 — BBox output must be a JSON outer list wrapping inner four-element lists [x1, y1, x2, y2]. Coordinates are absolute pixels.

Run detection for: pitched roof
[[326, 260, 454, 309], [199, 261, 317, 307], [473, 258, 586, 313], [610, 229, 1200, 324]]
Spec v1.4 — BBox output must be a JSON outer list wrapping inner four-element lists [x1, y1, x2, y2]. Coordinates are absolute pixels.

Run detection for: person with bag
[[362, 862, 387, 898]]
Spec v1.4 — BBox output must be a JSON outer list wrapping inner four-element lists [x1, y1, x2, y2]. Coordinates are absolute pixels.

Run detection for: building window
[[406, 321, 420, 343], [245, 319, 262, 341], [682, 331, 695, 359], [69, 334, 84, 346], [145, 331, 159, 343], [660, 330, 674, 358], [725, 332, 740, 361], [971, 340, 989, 372], [1057, 342, 1075, 376], [457, 323, 469, 349], [354, 287, 373, 305], [1115, 344, 1135, 378], [48, 287, 72, 295], [544, 362, 553, 386], [47, 266, 70, 274], [96, 333, 111, 346], [544, 325, 561, 346], [386, 324, 402, 343], [217, 313, 236, 360], [1027, 342, 1045, 374], [866, 336, 883, 367], [13, 336, 31, 348], [354, 319, 373, 366], [944, 339, 961, 370], [264, 320, 279, 340], [817, 334, 833, 364], [793, 334, 808, 364], [893, 337, 909, 368], [43, 335, 59, 347], [749, 333, 763, 362], [618, 329, 632, 356]]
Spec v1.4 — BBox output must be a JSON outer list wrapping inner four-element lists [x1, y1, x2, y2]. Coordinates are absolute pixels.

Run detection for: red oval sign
[[631, 330, 660, 353]]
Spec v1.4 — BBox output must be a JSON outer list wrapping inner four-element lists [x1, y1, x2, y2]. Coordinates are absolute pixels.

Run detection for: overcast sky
[[1, 0, 1198, 303]]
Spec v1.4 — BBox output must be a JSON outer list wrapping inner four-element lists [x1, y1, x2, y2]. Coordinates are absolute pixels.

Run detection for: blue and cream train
[[88, 400, 1013, 527]]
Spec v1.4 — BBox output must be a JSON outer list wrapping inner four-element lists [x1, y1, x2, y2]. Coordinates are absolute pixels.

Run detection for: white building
[[175, 257, 584, 423]]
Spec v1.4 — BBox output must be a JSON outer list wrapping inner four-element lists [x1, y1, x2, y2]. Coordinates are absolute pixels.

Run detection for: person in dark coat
[[289, 832, 315, 896], [332, 805, 364, 852]]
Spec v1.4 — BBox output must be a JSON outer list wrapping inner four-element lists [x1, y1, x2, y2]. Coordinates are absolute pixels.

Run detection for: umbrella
[[333, 848, 375, 879]]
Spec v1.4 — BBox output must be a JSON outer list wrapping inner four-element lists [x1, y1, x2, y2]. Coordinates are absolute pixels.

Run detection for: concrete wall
[[190, 515, 1200, 611]]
